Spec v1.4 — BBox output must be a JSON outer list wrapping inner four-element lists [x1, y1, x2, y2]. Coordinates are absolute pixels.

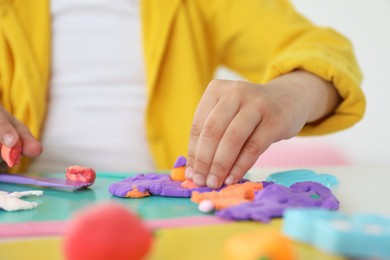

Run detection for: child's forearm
[[267, 70, 342, 124]]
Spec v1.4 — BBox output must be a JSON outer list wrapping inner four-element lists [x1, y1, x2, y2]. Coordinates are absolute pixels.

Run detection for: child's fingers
[[0, 107, 42, 163], [225, 123, 274, 186], [12, 119, 43, 157], [187, 80, 223, 183], [206, 107, 261, 189], [192, 96, 240, 188], [0, 108, 20, 148]]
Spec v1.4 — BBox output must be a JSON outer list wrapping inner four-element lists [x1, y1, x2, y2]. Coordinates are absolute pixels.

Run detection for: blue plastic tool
[[283, 208, 390, 258]]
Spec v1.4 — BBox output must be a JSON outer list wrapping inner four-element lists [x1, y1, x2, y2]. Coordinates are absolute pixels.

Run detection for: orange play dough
[[1, 140, 22, 167], [181, 179, 200, 189], [191, 182, 263, 210], [63, 203, 153, 260], [126, 187, 151, 198], [170, 166, 186, 181], [224, 228, 296, 260]]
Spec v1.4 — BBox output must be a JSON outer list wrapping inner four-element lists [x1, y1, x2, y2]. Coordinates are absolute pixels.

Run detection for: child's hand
[[186, 70, 340, 189], [0, 106, 42, 166]]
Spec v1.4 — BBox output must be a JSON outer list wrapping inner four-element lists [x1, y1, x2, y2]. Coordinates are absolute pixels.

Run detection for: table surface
[[0, 163, 389, 260]]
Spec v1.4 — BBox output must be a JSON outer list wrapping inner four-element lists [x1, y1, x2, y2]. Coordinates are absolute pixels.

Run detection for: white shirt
[[28, 0, 155, 173]]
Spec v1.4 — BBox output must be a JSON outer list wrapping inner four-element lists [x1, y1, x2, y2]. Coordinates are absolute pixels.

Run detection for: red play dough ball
[[1, 140, 22, 167], [66, 165, 96, 184], [63, 203, 153, 260]]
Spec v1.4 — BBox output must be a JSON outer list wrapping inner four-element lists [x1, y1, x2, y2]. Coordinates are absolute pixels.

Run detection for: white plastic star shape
[[0, 190, 43, 211]]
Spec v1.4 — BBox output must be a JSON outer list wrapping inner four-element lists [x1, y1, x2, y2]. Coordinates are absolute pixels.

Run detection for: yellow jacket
[[0, 0, 365, 172]]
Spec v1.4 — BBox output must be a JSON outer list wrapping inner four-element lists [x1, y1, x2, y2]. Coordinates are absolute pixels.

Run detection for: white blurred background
[[218, 0, 390, 166]]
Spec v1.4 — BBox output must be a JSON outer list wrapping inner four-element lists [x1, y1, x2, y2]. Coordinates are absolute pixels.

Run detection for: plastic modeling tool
[[283, 208, 390, 258], [0, 173, 93, 189]]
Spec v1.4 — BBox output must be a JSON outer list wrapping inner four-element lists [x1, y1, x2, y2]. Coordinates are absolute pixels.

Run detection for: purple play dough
[[109, 173, 251, 198], [173, 156, 187, 168], [217, 181, 339, 223]]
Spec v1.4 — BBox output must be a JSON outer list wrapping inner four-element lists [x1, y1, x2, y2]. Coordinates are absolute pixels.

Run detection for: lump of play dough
[[170, 156, 187, 181], [224, 228, 296, 260], [198, 200, 215, 213], [0, 190, 43, 211], [1, 140, 22, 167], [173, 155, 187, 168], [63, 203, 153, 260], [109, 173, 218, 198], [170, 167, 186, 181], [191, 182, 264, 210], [66, 166, 96, 185], [217, 181, 339, 222], [109, 173, 250, 198], [181, 179, 199, 189]]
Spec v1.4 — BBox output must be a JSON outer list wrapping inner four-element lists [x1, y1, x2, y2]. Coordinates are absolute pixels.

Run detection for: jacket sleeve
[[209, 0, 366, 135]]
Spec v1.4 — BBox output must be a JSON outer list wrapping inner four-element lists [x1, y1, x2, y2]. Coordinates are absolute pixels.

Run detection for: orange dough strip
[[191, 182, 263, 210]]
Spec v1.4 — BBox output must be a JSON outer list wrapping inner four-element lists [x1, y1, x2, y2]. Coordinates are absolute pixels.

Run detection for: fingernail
[[3, 133, 15, 147], [206, 175, 219, 189], [225, 175, 235, 185], [185, 167, 194, 179], [193, 173, 206, 186]]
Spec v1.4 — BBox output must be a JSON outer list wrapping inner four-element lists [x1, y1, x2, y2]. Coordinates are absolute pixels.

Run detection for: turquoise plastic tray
[[0, 172, 202, 223]]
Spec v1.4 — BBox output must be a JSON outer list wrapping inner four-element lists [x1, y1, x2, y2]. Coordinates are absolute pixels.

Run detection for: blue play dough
[[266, 169, 339, 188]]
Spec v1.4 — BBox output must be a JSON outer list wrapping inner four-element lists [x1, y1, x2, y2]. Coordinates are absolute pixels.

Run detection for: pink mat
[[254, 139, 349, 167], [0, 216, 232, 238]]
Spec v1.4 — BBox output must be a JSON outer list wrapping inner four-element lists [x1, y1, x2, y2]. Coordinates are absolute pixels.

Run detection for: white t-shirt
[[28, 0, 155, 173]]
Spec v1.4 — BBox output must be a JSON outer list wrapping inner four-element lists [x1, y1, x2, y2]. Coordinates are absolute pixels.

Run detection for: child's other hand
[[186, 70, 340, 189], [0, 106, 43, 165]]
